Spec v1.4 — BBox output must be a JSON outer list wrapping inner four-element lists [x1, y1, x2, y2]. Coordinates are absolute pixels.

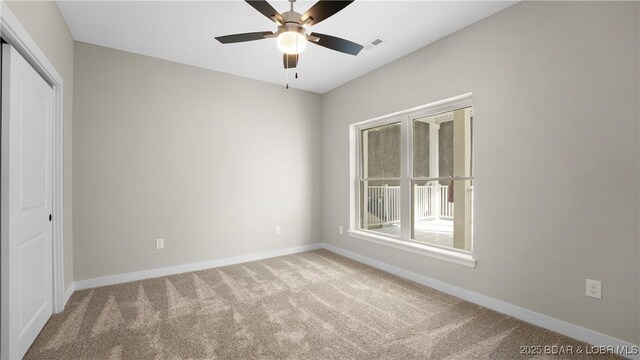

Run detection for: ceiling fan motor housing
[[278, 11, 304, 34], [276, 12, 319, 44]]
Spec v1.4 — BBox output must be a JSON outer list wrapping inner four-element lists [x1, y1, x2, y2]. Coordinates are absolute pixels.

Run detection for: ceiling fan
[[215, 0, 363, 71]]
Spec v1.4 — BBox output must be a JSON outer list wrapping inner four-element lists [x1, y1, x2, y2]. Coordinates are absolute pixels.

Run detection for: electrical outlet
[[155, 238, 164, 250], [275, 226, 281, 236], [586, 279, 601, 299], [339, 225, 344, 234]]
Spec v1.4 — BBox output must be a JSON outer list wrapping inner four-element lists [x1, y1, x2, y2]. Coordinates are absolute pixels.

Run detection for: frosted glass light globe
[[277, 31, 306, 55]]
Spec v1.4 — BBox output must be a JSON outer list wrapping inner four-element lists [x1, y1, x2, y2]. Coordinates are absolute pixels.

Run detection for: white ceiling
[[57, 1, 516, 94]]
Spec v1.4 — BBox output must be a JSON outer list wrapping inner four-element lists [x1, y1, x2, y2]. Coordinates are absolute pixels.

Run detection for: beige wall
[[9, 0, 637, 347], [322, 1, 639, 344], [4, 1, 75, 291], [73, 42, 323, 281]]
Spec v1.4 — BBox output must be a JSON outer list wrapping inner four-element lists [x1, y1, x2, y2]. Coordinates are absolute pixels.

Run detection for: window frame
[[349, 93, 476, 268]]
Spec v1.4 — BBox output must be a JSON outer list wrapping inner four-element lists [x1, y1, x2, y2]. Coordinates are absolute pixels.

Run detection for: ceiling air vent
[[364, 37, 384, 50]]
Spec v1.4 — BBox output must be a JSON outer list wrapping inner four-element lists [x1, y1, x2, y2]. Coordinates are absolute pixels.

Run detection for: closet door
[[1, 43, 54, 360]]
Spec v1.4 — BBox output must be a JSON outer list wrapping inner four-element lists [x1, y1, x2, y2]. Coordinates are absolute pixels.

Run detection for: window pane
[[361, 122, 401, 178], [412, 107, 472, 181], [411, 179, 473, 251], [412, 120, 430, 177], [439, 121, 453, 182], [360, 180, 401, 237]]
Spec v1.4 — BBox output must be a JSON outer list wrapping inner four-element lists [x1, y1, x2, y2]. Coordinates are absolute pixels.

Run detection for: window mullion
[[400, 116, 412, 241], [353, 126, 361, 231]]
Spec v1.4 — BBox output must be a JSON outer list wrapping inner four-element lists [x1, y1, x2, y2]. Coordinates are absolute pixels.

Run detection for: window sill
[[347, 230, 477, 268]]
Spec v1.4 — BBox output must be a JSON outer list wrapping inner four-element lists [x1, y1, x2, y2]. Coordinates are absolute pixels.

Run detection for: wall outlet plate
[[155, 238, 165, 250], [339, 225, 344, 234], [586, 279, 601, 299], [275, 226, 281, 236]]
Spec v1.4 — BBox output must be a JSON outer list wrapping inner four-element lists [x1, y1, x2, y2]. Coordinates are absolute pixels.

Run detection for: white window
[[351, 94, 475, 266]]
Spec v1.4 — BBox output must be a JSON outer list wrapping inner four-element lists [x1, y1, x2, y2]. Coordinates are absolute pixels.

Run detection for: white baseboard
[[322, 243, 639, 360], [75, 243, 323, 290], [63, 284, 75, 309], [67, 241, 637, 359]]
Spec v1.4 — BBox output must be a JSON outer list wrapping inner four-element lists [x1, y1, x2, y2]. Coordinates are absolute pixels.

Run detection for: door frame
[[0, 3, 66, 314]]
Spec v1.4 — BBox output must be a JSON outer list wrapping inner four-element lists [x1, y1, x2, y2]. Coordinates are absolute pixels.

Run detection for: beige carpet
[[26, 250, 618, 359]]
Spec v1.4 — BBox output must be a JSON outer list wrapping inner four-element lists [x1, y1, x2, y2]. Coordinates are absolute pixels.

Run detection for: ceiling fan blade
[[215, 31, 274, 44], [309, 32, 363, 55], [283, 53, 299, 69], [300, 1, 354, 26], [245, 0, 285, 24]]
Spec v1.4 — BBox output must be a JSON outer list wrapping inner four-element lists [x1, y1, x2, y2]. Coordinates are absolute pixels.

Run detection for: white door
[[1, 44, 54, 359]]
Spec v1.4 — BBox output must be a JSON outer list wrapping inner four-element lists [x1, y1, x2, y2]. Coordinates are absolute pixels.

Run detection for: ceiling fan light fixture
[[277, 30, 307, 55]]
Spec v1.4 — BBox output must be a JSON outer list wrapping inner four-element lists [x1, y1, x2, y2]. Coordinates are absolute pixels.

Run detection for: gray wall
[[322, 1, 639, 344], [5, 1, 75, 291], [73, 42, 323, 281]]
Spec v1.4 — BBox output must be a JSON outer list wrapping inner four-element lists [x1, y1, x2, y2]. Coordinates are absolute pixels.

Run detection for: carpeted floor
[[25, 249, 619, 359]]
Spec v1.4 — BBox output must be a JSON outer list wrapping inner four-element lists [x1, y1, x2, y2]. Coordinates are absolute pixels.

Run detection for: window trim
[[349, 93, 476, 267], [347, 229, 476, 268]]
